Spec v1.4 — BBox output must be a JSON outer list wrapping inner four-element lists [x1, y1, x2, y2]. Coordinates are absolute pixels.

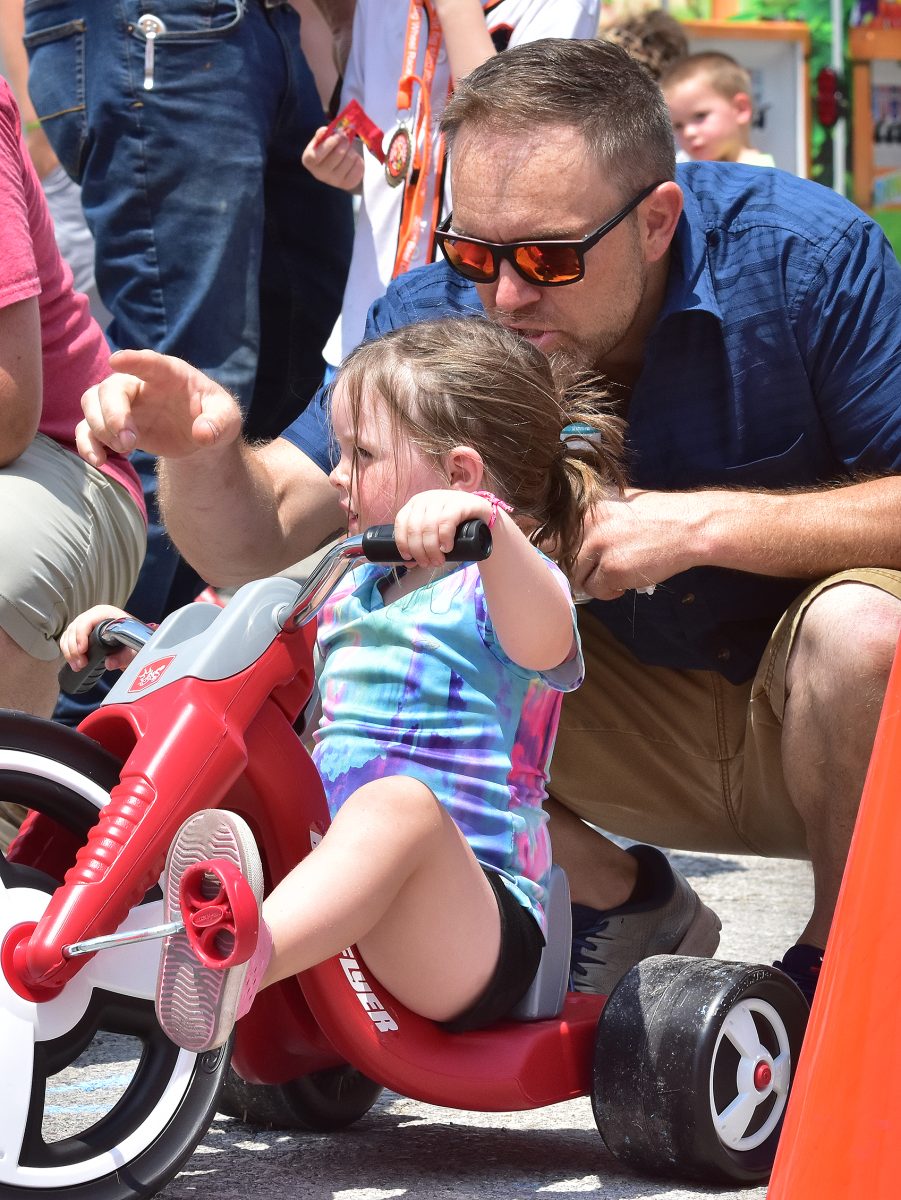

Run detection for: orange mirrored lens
[[514, 244, 581, 284], [444, 239, 497, 281], [441, 235, 585, 285]]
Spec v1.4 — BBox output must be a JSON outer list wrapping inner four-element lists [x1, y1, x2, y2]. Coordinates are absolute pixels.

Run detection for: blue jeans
[[25, 0, 353, 721]]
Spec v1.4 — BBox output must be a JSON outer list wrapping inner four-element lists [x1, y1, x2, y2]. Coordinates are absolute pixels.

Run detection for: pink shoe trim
[[237, 919, 273, 1020]]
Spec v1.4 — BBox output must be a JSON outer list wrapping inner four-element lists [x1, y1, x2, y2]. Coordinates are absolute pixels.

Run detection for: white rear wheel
[[0, 714, 229, 1199]]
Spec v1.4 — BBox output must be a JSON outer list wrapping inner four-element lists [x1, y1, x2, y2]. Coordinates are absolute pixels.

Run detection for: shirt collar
[[656, 183, 724, 325]]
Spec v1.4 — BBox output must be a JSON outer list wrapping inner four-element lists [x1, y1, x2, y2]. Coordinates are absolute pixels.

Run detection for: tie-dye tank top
[[312, 556, 583, 933]]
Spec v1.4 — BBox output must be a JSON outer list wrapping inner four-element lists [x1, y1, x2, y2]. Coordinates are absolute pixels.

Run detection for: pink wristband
[[473, 490, 514, 529]]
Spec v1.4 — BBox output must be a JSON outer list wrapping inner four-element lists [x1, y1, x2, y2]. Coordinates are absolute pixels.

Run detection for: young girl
[[61, 317, 625, 1050]]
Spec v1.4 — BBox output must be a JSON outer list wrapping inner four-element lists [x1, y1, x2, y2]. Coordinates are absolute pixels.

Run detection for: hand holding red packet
[[314, 99, 386, 164]]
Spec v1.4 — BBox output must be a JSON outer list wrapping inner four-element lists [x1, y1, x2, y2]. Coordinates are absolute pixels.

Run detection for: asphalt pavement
[[85, 848, 813, 1200]]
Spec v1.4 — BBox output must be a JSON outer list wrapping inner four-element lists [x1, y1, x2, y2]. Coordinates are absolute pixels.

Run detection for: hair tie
[[560, 422, 600, 453], [473, 490, 514, 529]]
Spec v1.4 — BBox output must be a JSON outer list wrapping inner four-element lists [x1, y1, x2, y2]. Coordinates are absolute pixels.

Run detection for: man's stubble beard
[[484, 237, 650, 379]]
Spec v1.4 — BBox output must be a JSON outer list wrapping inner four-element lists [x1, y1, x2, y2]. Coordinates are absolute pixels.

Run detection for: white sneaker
[[156, 809, 264, 1052]]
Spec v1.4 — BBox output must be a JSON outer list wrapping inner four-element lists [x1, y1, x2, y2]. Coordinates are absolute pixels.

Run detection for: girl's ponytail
[[533, 375, 627, 580], [335, 318, 627, 584]]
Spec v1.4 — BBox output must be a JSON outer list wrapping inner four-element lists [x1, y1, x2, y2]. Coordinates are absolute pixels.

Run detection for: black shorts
[[441, 868, 545, 1033]]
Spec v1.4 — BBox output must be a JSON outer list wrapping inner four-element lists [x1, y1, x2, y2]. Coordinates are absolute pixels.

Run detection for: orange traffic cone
[[768, 637, 901, 1198]]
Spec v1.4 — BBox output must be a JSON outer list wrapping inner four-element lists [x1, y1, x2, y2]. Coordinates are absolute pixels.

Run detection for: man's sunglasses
[[434, 180, 663, 288]]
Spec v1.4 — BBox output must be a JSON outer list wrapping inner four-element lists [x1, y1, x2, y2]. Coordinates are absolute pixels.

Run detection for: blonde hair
[[660, 51, 752, 104], [335, 318, 626, 580]]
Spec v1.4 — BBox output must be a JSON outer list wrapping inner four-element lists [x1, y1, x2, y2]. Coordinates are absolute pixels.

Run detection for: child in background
[[599, 7, 688, 83], [61, 317, 626, 1050], [660, 51, 775, 167]]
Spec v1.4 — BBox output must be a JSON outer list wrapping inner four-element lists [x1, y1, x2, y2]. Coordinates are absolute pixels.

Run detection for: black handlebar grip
[[362, 518, 492, 563], [58, 620, 119, 695]]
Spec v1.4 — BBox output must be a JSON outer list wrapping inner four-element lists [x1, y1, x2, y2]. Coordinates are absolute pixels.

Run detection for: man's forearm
[[159, 438, 341, 587], [697, 476, 901, 577]]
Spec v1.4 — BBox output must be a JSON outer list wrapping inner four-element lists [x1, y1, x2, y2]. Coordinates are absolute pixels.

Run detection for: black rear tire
[[592, 954, 808, 1184], [220, 1064, 384, 1131]]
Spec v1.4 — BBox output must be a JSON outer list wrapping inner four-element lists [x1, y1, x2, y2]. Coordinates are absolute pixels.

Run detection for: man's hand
[[77, 349, 243, 467], [574, 488, 706, 599]]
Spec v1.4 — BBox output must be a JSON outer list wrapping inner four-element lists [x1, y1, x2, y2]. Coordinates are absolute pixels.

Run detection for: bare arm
[[476, 508, 574, 671], [0, 295, 42, 466], [290, 0, 341, 109], [0, 1, 29, 105], [393, 490, 574, 672], [574, 477, 901, 599], [432, 0, 496, 83], [306, 0, 356, 75], [0, 0, 58, 179], [77, 348, 343, 586], [160, 436, 342, 587]]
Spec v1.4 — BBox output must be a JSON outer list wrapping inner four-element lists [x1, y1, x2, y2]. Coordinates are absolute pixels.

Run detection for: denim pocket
[[21, 17, 87, 180], [125, 0, 246, 41]]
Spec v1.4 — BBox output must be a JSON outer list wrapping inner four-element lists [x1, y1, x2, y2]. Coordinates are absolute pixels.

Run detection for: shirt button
[[717, 648, 731, 662], [681, 593, 695, 605]]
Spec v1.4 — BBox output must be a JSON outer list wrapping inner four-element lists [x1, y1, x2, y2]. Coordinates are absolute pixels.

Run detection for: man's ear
[[445, 445, 485, 490], [641, 180, 683, 264], [733, 91, 753, 129]]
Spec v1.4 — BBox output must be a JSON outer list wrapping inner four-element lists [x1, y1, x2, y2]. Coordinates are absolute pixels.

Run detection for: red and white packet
[[314, 99, 385, 164]]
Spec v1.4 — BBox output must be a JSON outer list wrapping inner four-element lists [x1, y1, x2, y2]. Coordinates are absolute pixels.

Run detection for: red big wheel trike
[[0, 522, 808, 1198]]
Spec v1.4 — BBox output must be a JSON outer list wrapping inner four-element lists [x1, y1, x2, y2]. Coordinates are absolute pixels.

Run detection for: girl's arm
[[476, 507, 576, 673], [393, 490, 575, 672]]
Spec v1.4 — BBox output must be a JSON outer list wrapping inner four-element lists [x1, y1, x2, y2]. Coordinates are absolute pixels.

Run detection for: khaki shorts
[[549, 569, 901, 860], [0, 434, 146, 661]]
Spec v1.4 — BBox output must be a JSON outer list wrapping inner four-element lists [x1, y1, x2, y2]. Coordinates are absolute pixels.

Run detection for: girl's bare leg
[[260, 776, 502, 1023]]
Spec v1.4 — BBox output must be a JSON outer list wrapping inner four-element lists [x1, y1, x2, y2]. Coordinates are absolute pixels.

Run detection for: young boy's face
[[663, 76, 751, 163]]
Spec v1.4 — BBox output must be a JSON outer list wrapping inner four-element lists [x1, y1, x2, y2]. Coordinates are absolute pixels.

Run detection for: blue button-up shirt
[[283, 162, 901, 682]]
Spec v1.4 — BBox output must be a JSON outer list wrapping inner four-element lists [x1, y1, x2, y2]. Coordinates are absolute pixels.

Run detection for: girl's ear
[[445, 445, 485, 490]]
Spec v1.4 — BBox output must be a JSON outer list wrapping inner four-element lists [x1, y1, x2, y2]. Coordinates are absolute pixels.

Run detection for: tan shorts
[[0, 434, 146, 661], [549, 569, 901, 860]]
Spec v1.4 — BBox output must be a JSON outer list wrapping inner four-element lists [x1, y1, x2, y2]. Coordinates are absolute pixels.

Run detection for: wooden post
[[849, 27, 901, 210]]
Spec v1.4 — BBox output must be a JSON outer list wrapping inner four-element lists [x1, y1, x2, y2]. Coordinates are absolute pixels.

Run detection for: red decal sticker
[[128, 656, 175, 693]]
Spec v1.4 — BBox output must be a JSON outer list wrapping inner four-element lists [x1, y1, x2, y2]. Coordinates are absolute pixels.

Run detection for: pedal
[[62, 858, 259, 965], [179, 858, 259, 969]]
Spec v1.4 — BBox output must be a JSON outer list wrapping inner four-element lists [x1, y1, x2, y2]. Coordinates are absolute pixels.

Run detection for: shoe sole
[[156, 809, 263, 1053], [674, 899, 722, 957]]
